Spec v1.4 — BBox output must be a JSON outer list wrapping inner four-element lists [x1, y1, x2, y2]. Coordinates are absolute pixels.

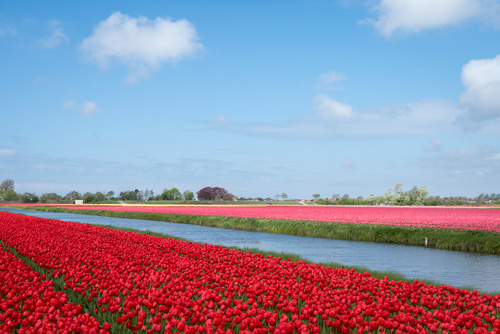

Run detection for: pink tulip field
[[32, 204, 500, 233]]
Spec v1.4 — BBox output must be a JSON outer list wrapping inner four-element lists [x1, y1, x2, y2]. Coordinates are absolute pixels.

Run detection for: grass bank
[[8, 205, 500, 255]]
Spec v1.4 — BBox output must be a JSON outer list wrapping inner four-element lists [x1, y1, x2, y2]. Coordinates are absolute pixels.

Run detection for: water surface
[[2, 207, 500, 294]]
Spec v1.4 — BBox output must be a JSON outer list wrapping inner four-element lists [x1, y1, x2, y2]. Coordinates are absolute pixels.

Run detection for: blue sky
[[1, 0, 500, 199]]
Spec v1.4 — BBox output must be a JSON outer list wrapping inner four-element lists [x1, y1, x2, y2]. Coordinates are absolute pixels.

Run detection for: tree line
[[0, 179, 235, 204], [314, 183, 500, 206], [1, 178, 498, 206]]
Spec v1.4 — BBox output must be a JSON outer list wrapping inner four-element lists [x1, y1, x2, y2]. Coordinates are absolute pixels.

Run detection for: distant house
[[73, 200, 84, 205]]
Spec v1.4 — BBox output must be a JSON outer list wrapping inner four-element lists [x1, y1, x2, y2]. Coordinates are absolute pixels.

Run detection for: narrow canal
[[2, 208, 500, 294]]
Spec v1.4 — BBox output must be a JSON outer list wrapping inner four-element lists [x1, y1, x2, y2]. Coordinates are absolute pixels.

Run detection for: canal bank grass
[[7, 206, 500, 255], [84, 224, 497, 295]]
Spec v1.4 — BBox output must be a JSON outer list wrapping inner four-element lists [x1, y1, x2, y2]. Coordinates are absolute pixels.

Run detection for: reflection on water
[[2, 207, 500, 294]]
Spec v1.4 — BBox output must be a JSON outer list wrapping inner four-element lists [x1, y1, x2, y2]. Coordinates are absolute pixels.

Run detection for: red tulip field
[[1, 211, 500, 333], [36, 204, 500, 232]]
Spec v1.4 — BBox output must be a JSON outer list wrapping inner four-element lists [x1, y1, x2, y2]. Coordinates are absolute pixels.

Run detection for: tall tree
[[40, 193, 62, 203], [160, 188, 182, 200], [95, 192, 106, 202], [65, 191, 82, 200], [2, 189, 18, 201], [0, 179, 14, 190], [83, 192, 95, 203], [197, 187, 233, 201], [20, 192, 39, 203], [183, 190, 195, 201], [312, 194, 320, 200]]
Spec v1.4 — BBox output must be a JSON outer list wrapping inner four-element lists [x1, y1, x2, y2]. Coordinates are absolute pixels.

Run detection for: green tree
[[95, 192, 106, 202], [312, 194, 321, 200], [65, 191, 82, 200], [183, 190, 195, 201], [2, 189, 18, 202], [419, 186, 429, 201], [19, 192, 39, 203], [40, 193, 62, 203], [119, 191, 137, 201], [160, 187, 182, 200], [83, 192, 95, 203], [281, 193, 288, 200]]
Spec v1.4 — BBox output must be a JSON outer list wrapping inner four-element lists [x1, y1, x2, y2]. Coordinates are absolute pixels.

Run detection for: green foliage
[[0, 189, 18, 202], [317, 197, 366, 205], [160, 187, 182, 200], [94, 192, 106, 202], [119, 190, 138, 201], [183, 190, 195, 201], [83, 192, 95, 203], [65, 191, 82, 200], [19, 192, 39, 203], [40, 192, 63, 203]]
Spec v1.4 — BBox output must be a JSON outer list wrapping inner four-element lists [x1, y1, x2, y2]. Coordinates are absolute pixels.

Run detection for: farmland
[[8, 204, 500, 254], [37, 205, 500, 232], [1, 211, 500, 334]]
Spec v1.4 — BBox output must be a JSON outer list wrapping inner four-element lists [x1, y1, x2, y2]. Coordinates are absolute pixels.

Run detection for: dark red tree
[[196, 187, 233, 201]]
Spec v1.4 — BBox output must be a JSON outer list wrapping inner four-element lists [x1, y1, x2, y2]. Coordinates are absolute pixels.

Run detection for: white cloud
[[421, 145, 500, 178], [312, 94, 354, 120], [213, 99, 466, 139], [316, 72, 345, 90], [423, 139, 444, 152], [39, 20, 68, 48], [80, 12, 203, 82], [365, 0, 485, 36], [62, 100, 76, 109], [80, 101, 99, 116], [0, 27, 16, 36], [63, 100, 100, 116], [343, 159, 357, 169], [459, 54, 500, 123], [0, 147, 16, 156]]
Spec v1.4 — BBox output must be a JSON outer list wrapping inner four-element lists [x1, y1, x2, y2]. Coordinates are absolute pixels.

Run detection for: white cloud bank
[[80, 12, 203, 82], [366, 0, 500, 36], [214, 98, 469, 139], [422, 144, 500, 178], [459, 54, 500, 124], [213, 51, 500, 139]]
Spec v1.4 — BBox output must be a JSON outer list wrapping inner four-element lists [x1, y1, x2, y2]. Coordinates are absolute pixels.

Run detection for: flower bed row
[[1, 211, 500, 333], [20, 205, 500, 233], [0, 240, 110, 334]]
